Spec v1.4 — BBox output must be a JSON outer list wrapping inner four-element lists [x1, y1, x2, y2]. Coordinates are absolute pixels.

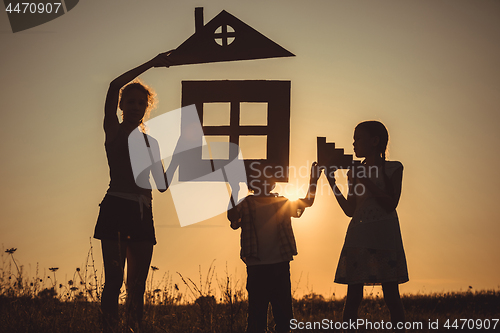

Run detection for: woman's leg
[[101, 240, 127, 332], [382, 282, 405, 332], [125, 241, 153, 331], [342, 283, 363, 328]]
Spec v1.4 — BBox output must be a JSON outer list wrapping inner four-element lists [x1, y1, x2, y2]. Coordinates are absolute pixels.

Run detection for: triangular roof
[[168, 9, 295, 66]]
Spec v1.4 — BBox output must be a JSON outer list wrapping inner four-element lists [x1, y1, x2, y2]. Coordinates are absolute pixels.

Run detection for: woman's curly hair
[[119, 79, 157, 132]]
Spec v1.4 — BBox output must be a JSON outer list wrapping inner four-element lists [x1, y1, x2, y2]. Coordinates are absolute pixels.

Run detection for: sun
[[274, 182, 304, 201]]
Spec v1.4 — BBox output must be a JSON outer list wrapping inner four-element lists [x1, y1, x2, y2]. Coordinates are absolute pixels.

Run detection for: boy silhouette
[[228, 162, 320, 333]]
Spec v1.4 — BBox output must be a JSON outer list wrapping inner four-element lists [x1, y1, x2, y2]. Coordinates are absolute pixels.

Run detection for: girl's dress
[[334, 160, 408, 285]]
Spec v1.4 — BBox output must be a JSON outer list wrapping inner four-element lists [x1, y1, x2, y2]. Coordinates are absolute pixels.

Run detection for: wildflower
[[76, 268, 80, 272], [68, 280, 73, 286], [49, 267, 59, 272], [174, 284, 179, 291], [154, 289, 161, 293], [70, 287, 78, 291], [5, 248, 17, 254], [59, 284, 63, 288]]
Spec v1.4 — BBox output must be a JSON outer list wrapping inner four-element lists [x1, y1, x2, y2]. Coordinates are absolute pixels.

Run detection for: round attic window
[[214, 25, 236, 46]]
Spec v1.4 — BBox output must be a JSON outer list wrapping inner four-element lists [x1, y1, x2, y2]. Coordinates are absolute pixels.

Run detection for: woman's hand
[[150, 50, 175, 68], [104, 49, 175, 142]]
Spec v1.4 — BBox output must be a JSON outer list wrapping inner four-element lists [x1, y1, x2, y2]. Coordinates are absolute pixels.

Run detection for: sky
[[1, 0, 499, 300]]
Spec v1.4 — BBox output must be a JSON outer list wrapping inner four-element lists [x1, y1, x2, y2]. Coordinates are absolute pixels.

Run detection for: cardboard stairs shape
[[317, 137, 361, 174], [168, 7, 295, 66]]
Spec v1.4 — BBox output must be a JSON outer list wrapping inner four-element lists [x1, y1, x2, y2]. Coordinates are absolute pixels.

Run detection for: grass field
[[1, 248, 499, 332]]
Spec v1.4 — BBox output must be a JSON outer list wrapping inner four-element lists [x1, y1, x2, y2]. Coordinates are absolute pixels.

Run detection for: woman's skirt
[[94, 195, 156, 245]]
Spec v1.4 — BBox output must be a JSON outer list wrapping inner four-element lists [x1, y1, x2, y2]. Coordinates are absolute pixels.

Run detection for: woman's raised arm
[[104, 52, 174, 141]]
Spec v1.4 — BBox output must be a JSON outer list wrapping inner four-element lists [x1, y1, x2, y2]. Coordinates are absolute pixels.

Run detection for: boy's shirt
[[230, 195, 311, 264]]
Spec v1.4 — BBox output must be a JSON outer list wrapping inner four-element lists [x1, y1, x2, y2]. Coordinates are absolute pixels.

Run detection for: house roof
[[168, 8, 295, 66]]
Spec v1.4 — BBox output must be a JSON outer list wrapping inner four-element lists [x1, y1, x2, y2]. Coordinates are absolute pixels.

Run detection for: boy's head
[[247, 174, 276, 196]]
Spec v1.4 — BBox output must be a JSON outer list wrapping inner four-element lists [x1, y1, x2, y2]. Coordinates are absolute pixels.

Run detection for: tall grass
[[1, 246, 499, 332]]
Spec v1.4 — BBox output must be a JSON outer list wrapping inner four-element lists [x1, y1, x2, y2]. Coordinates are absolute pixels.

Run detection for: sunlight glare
[[274, 182, 304, 201]]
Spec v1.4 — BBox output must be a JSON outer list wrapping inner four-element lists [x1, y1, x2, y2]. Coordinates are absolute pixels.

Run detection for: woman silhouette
[[94, 52, 173, 332]]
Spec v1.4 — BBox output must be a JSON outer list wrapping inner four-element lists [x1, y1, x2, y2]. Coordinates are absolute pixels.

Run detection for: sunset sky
[[1, 0, 499, 300]]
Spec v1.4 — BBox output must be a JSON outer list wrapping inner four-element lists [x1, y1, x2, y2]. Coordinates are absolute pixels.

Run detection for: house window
[[239, 135, 267, 159], [214, 25, 236, 46], [202, 135, 230, 160], [201, 101, 268, 159], [240, 102, 268, 126], [203, 102, 231, 126]]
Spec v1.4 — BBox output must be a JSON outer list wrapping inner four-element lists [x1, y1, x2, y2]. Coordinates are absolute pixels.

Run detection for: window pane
[[202, 136, 230, 160], [239, 135, 267, 159], [240, 102, 268, 126], [203, 103, 230, 126]]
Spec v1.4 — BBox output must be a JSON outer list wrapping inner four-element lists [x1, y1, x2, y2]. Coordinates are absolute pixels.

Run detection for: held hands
[[227, 199, 241, 230], [150, 50, 175, 68]]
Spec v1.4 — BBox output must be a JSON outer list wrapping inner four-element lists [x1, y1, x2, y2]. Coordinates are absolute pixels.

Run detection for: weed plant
[[1, 246, 499, 332]]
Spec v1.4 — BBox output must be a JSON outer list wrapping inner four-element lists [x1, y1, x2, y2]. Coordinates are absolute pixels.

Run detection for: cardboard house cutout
[[168, 8, 294, 66], [169, 8, 294, 183]]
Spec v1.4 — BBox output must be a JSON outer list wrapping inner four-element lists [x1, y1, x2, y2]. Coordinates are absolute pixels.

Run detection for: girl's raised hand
[[310, 162, 322, 183], [150, 50, 175, 68]]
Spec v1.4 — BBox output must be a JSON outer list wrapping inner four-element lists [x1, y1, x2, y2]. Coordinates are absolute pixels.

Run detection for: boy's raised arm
[[294, 162, 321, 218]]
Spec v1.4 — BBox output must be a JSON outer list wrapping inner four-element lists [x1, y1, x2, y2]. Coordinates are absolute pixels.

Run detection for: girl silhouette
[[93, 52, 173, 332], [326, 120, 408, 332]]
